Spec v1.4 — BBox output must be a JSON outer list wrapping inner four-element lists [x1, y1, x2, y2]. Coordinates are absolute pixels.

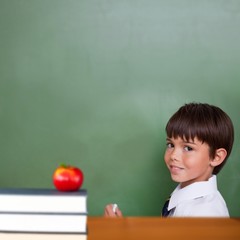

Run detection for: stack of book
[[0, 188, 87, 240]]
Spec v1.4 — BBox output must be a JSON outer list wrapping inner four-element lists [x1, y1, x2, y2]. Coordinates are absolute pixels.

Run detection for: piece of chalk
[[112, 203, 118, 213]]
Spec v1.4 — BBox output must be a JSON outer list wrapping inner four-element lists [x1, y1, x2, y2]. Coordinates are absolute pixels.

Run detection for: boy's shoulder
[[174, 192, 229, 217]]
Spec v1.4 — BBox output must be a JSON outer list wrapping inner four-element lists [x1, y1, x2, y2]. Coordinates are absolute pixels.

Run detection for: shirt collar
[[168, 175, 218, 211]]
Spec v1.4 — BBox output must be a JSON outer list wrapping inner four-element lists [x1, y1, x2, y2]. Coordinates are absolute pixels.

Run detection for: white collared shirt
[[168, 175, 229, 217]]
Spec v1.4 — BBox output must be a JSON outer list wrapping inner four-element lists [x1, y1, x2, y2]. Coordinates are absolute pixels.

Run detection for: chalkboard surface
[[0, 0, 239, 216]]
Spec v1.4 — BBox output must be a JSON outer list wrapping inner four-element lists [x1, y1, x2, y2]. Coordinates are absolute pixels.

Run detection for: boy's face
[[164, 136, 214, 188]]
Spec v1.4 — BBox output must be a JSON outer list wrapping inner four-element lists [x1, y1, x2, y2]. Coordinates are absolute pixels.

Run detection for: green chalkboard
[[0, 0, 240, 216]]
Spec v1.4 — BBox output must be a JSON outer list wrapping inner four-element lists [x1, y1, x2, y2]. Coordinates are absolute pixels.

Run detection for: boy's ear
[[210, 148, 227, 167]]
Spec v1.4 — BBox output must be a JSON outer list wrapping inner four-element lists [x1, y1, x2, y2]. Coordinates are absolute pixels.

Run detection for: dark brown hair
[[165, 103, 234, 174]]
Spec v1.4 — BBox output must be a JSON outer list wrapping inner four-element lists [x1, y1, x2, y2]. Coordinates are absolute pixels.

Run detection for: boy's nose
[[170, 149, 180, 161]]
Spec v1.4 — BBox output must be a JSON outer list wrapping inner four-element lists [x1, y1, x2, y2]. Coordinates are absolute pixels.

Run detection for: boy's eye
[[166, 143, 174, 148], [184, 146, 193, 151]]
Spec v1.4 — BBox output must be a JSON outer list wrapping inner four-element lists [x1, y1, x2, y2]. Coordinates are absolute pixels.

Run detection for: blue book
[[0, 188, 87, 214], [0, 188, 87, 233]]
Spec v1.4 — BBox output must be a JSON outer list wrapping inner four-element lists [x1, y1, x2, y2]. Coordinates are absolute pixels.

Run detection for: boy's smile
[[164, 136, 214, 188]]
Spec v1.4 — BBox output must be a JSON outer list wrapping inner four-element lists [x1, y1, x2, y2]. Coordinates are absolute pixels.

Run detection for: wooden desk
[[87, 217, 240, 240]]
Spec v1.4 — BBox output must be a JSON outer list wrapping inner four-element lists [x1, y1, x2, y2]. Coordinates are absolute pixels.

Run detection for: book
[[0, 232, 87, 240], [0, 212, 87, 233], [0, 188, 88, 234], [0, 188, 87, 213]]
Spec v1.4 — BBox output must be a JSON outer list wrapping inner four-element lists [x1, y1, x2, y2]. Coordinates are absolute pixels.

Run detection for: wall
[[0, 0, 239, 216]]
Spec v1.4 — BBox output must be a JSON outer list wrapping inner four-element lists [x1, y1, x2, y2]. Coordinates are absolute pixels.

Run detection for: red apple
[[53, 164, 84, 191]]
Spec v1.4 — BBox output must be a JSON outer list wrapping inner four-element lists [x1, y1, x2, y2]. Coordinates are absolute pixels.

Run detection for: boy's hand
[[104, 204, 123, 217]]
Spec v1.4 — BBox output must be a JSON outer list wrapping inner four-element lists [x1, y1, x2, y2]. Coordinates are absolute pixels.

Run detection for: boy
[[104, 102, 234, 217]]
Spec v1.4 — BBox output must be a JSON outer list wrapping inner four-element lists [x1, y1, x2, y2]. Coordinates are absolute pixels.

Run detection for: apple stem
[[60, 163, 68, 168]]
